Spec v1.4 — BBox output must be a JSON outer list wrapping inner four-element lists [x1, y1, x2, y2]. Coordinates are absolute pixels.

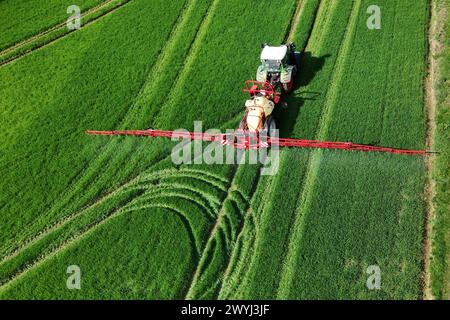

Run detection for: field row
[[220, 0, 429, 299], [0, 0, 431, 299], [0, 0, 303, 298], [0, 0, 130, 66]]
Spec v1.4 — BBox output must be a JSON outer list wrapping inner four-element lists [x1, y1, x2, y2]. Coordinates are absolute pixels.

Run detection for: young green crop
[[0, 0, 187, 256], [280, 0, 429, 299], [0, 0, 433, 300], [220, 0, 429, 299], [0, 0, 300, 299], [0, 0, 104, 51], [0, 0, 129, 65]]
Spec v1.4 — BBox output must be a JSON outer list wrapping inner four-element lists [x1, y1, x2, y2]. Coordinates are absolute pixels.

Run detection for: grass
[[0, 0, 130, 65], [429, 0, 450, 300], [0, 0, 439, 300], [0, 0, 187, 255], [220, 0, 430, 299], [0, 0, 300, 299], [0, 0, 105, 51]]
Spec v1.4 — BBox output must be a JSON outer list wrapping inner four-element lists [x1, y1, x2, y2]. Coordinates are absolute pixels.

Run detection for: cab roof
[[260, 45, 288, 61]]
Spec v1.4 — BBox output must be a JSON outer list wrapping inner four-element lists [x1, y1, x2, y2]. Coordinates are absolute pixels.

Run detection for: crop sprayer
[[86, 43, 432, 156]]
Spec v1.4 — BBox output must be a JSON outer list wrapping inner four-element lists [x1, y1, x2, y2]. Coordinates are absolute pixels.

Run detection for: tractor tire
[[283, 81, 294, 93], [293, 51, 302, 68], [268, 118, 276, 137], [261, 117, 276, 138]]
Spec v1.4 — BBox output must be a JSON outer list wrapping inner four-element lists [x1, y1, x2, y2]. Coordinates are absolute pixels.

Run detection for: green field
[[0, 0, 447, 299]]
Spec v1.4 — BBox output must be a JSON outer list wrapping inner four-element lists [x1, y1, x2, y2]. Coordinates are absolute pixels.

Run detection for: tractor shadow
[[276, 52, 330, 138]]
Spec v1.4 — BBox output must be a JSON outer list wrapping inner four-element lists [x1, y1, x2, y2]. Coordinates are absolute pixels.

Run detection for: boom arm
[[85, 129, 430, 155]]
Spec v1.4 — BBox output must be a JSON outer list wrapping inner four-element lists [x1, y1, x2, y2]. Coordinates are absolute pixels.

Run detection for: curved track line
[[0, 202, 200, 291], [126, 182, 222, 220], [0, 178, 225, 287], [135, 193, 214, 221], [218, 178, 271, 298], [7, 0, 216, 251], [0, 168, 226, 265], [186, 0, 320, 300], [134, 179, 225, 208], [133, 187, 217, 220], [184, 166, 239, 299], [139, 171, 228, 192], [218, 214, 257, 299]]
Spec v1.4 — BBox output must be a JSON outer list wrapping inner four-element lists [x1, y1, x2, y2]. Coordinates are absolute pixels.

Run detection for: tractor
[[239, 44, 299, 135], [256, 43, 299, 93], [86, 41, 431, 155], [221, 43, 299, 147]]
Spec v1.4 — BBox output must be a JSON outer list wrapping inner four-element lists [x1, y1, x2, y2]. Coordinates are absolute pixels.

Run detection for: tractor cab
[[260, 45, 288, 72], [256, 43, 298, 93]]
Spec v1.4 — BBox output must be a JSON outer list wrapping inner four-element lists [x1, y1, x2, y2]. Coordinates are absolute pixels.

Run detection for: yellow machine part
[[244, 96, 274, 132]]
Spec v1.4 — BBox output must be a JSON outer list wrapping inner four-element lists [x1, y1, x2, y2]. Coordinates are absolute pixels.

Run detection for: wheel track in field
[[0, 202, 201, 292], [184, 164, 244, 299], [22, 0, 215, 239], [378, 1, 400, 142], [152, 0, 221, 127], [217, 0, 324, 299], [0, 0, 131, 67], [218, 174, 273, 298], [0, 0, 115, 56], [286, 0, 308, 43], [276, 0, 361, 298], [0, 0, 202, 256], [185, 0, 321, 299], [0, 168, 227, 266], [0, 0, 228, 286], [133, 186, 218, 220], [0, 168, 229, 288]]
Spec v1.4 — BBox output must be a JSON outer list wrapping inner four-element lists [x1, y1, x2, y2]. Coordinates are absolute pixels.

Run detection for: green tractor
[[256, 43, 299, 93]]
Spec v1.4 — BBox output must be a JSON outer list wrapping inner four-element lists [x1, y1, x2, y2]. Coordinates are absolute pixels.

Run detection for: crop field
[[0, 0, 447, 300]]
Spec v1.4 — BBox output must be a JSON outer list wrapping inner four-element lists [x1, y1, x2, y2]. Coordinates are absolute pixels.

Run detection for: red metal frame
[[85, 129, 430, 155], [242, 80, 281, 104]]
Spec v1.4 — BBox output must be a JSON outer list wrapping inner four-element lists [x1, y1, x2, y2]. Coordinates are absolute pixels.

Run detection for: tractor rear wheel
[[283, 81, 293, 93], [261, 117, 276, 138]]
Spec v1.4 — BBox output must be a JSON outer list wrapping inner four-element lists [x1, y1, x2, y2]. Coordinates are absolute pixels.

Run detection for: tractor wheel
[[261, 117, 276, 138], [283, 81, 293, 93], [294, 52, 301, 68], [268, 118, 276, 137]]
